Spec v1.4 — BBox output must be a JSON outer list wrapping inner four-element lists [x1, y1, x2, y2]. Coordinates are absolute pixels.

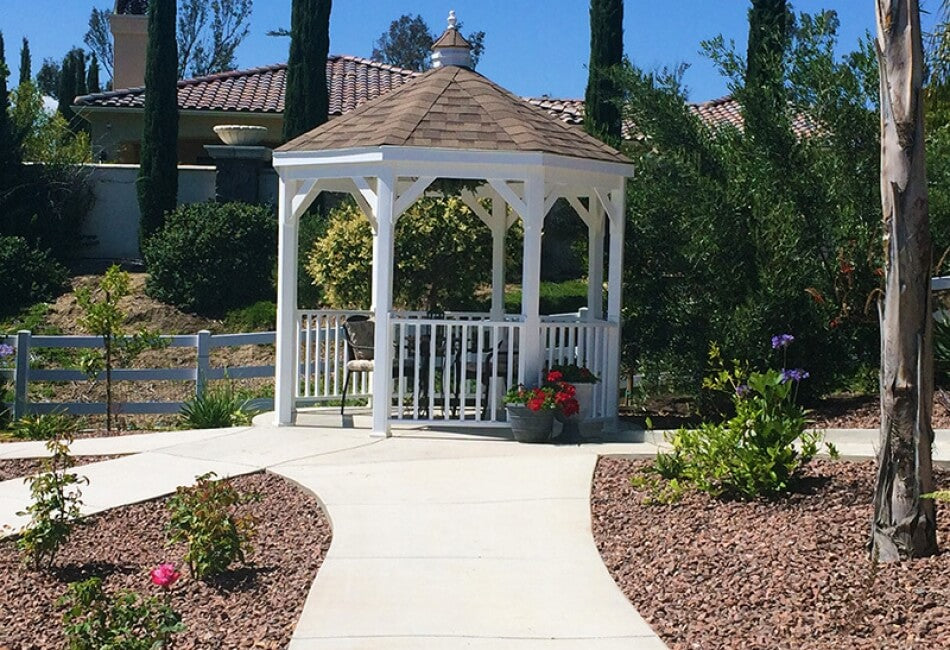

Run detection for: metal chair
[[340, 315, 417, 416], [340, 316, 375, 416]]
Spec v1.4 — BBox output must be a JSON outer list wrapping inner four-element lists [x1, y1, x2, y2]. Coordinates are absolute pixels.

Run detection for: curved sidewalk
[[271, 431, 665, 649], [0, 423, 667, 648]]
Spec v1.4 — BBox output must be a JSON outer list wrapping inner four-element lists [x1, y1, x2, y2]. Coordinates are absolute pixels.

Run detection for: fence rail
[[1, 329, 276, 419]]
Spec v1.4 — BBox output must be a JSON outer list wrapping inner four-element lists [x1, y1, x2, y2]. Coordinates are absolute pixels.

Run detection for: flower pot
[[506, 405, 554, 443]]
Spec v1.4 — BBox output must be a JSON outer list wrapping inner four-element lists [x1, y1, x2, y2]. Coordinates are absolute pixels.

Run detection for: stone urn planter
[[506, 405, 553, 443], [213, 124, 268, 146]]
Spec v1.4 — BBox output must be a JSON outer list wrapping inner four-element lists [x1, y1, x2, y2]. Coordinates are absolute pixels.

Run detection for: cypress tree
[[283, 0, 332, 142], [87, 54, 101, 94], [0, 31, 20, 175], [137, 0, 179, 240], [56, 52, 75, 123], [18, 38, 30, 87], [57, 49, 87, 132], [584, 0, 624, 147]]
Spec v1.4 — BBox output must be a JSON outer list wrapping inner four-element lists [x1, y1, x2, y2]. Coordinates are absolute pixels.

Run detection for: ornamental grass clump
[[166, 472, 258, 580], [648, 335, 825, 500]]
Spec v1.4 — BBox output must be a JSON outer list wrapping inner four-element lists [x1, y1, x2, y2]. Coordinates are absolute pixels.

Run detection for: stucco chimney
[[110, 0, 149, 90], [431, 10, 473, 69]]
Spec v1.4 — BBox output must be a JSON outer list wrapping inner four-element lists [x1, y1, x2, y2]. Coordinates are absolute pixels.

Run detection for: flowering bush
[[59, 569, 184, 648], [166, 472, 258, 579], [651, 335, 825, 500], [548, 363, 600, 384], [504, 371, 580, 417]]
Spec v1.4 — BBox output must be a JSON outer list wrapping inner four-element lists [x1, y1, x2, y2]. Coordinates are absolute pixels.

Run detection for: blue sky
[[1, 1, 942, 102]]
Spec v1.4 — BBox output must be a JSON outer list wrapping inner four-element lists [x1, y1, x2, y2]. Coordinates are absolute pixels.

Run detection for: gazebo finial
[[432, 9, 473, 69]]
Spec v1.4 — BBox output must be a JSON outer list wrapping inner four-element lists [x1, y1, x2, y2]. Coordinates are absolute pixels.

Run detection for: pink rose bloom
[[150, 563, 181, 588]]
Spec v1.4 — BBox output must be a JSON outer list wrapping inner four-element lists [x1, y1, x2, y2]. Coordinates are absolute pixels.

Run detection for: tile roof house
[[75, 5, 812, 165]]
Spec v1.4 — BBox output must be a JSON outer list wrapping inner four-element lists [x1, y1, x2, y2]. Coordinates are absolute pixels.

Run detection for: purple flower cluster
[[735, 384, 751, 398], [0, 344, 13, 358], [771, 334, 795, 349], [780, 368, 810, 384]]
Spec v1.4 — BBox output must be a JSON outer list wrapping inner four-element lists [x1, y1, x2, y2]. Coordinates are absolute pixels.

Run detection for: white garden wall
[[80, 164, 217, 260]]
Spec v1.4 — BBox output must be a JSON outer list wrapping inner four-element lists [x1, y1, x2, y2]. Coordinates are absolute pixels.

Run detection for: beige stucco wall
[[83, 109, 285, 165], [81, 163, 217, 260]]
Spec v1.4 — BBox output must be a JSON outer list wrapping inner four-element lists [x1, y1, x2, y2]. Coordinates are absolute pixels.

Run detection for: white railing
[[0, 329, 275, 418], [293, 309, 618, 426], [296, 309, 372, 402], [388, 318, 525, 425], [539, 320, 614, 419]]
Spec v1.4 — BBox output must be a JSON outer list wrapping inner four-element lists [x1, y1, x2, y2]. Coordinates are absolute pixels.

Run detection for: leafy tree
[[137, 0, 179, 240], [177, 0, 252, 77], [18, 38, 31, 87], [86, 55, 101, 94], [283, 0, 331, 141], [84, 7, 114, 80], [36, 58, 60, 98], [77, 265, 164, 435], [85, 1, 253, 82], [307, 197, 493, 311], [871, 0, 937, 562], [10, 81, 91, 164], [371, 13, 486, 71], [584, 0, 624, 146], [621, 11, 882, 396]]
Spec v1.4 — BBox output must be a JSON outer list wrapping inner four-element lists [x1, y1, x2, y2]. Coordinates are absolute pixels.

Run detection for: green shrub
[[307, 196, 493, 311], [17, 431, 88, 569], [505, 280, 590, 316], [654, 339, 823, 500], [143, 202, 277, 316], [223, 301, 276, 332], [166, 472, 258, 579], [11, 412, 75, 441], [59, 577, 184, 649], [179, 384, 257, 429], [0, 236, 68, 317]]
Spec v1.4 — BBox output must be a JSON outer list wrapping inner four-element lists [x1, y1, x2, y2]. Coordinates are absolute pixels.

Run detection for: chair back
[[343, 317, 375, 361]]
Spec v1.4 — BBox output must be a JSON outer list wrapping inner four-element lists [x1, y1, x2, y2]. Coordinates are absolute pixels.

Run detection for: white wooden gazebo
[[271, 15, 634, 437]]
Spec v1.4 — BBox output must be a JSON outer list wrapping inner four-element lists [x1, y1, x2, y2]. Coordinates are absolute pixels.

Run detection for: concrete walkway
[[0, 420, 666, 648]]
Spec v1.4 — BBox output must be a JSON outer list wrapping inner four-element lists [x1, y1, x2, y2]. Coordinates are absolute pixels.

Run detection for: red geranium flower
[[547, 370, 563, 382]]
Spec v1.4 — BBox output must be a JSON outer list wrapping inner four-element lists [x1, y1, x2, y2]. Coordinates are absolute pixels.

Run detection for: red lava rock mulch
[[0, 471, 331, 649], [591, 458, 950, 650], [0, 455, 127, 482]]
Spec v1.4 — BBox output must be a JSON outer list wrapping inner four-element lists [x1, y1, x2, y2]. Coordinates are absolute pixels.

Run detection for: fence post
[[13, 330, 30, 420], [196, 330, 211, 398]]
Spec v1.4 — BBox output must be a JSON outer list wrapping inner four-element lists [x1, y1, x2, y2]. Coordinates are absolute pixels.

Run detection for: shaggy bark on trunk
[[871, 0, 938, 562]]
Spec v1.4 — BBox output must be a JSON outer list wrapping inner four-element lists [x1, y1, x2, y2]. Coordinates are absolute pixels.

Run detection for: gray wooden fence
[[0, 330, 275, 419]]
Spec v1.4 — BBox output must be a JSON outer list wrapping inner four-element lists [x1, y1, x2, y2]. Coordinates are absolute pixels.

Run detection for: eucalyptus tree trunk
[[871, 0, 938, 562]]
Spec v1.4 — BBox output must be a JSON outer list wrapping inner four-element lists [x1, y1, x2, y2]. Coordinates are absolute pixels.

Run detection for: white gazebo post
[[604, 185, 626, 431], [520, 174, 546, 384], [587, 197, 606, 320], [490, 191, 508, 321], [274, 178, 299, 426], [370, 171, 397, 437]]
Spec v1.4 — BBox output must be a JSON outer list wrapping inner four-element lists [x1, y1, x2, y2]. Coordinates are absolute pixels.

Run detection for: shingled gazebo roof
[[277, 65, 630, 165]]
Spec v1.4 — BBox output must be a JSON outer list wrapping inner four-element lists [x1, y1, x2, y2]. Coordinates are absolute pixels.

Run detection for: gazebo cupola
[[431, 10, 473, 69], [270, 12, 634, 437]]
